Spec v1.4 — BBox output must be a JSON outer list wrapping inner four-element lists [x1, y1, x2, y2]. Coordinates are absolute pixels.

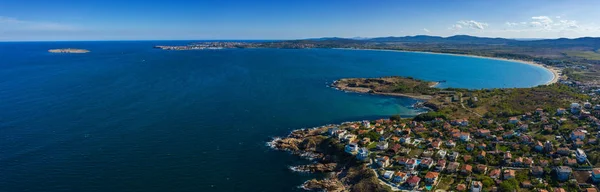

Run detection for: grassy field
[[564, 50, 600, 60], [435, 176, 454, 190], [408, 149, 423, 158]]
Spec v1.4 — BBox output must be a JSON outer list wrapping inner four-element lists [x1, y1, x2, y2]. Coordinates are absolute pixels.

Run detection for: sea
[[0, 41, 553, 192]]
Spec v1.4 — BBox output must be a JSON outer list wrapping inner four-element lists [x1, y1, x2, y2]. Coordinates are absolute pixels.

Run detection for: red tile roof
[[406, 176, 421, 184], [425, 172, 440, 179]]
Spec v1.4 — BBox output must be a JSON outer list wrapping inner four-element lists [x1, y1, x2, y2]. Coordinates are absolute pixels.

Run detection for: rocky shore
[[269, 125, 348, 191], [269, 122, 391, 192], [301, 179, 345, 192]]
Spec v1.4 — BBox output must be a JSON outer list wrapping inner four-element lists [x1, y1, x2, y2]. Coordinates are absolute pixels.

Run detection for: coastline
[[335, 48, 561, 86], [336, 87, 434, 100]]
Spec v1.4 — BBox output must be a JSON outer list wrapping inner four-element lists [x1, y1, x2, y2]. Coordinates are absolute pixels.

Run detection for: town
[[268, 76, 600, 192], [329, 98, 600, 192]]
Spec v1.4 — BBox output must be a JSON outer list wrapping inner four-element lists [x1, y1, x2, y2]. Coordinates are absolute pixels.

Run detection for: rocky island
[[48, 48, 90, 53], [270, 75, 600, 192]]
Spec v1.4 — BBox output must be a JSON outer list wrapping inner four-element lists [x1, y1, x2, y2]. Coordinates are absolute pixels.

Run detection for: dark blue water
[[0, 41, 552, 192]]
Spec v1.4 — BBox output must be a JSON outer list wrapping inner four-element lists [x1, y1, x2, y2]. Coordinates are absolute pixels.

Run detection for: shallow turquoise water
[[0, 41, 552, 191]]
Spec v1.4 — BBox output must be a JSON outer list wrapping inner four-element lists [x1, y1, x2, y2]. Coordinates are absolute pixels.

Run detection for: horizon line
[[1, 34, 598, 43]]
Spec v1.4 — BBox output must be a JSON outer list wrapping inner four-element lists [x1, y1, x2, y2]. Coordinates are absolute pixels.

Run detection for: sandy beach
[[336, 48, 561, 86]]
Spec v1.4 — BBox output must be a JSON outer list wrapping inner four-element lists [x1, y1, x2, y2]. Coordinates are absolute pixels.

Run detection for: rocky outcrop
[[292, 163, 337, 173], [302, 179, 345, 192]]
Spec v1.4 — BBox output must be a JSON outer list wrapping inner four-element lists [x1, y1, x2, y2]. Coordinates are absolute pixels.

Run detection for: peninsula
[[333, 77, 439, 100], [48, 48, 90, 53]]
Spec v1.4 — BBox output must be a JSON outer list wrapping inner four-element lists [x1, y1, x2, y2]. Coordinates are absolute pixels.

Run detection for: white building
[[460, 132, 471, 142], [345, 143, 358, 154], [383, 170, 395, 179], [571, 103, 581, 114], [362, 120, 371, 129], [357, 147, 370, 161], [471, 181, 483, 192], [377, 141, 389, 150], [584, 102, 592, 109], [576, 148, 587, 163]]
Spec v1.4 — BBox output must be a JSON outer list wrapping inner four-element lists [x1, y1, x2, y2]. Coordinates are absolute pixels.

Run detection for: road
[[459, 96, 483, 117]]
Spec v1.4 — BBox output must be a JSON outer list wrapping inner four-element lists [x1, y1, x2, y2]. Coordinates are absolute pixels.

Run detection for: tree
[[499, 178, 519, 192], [390, 114, 401, 122]]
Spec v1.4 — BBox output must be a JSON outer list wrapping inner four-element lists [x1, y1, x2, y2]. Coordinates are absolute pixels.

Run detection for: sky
[[1, 0, 599, 41]]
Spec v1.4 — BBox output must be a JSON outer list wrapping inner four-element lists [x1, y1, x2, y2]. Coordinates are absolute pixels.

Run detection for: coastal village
[[270, 77, 600, 192]]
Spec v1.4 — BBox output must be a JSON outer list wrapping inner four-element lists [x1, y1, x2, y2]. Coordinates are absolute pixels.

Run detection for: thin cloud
[[423, 28, 430, 33], [449, 24, 463, 30], [0, 16, 79, 31], [506, 16, 582, 31], [457, 20, 488, 30]]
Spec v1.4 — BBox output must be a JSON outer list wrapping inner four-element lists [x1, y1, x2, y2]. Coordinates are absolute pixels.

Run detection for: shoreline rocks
[[291, 163, 338, 173], [301, 179, 344, 192]]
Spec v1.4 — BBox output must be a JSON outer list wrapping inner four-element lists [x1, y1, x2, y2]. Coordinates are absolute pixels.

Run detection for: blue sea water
[[0, 41, 552, 192]]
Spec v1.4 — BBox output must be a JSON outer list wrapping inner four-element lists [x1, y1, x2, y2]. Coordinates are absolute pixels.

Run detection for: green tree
[[390, 114, 401, 122], [499, 178, 519, 192]]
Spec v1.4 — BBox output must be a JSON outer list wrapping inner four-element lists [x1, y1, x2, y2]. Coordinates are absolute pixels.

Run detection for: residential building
[[461, 164, 473, 175], [377, 156, 390, 168], [576, 148, 587, 163], [406, 176, 421, 188], [420, 158, 434, 169], [592, 168, 600, 183], [436, 159, 446, 171], [383, 170, 395, 179], [392, 171, 407, 183], [478, 151, 486, 159], [437, 150, 447, 159], [544, 141, 553, 153], [555, 166, 572, 181], [376, 141, 388, 150], [504, 169, 516, 180], [344, 143, 358, 154], [531, 166, 544, 176], [406, 158, 418, 170], [489, 169, 501, 179], [362, 120, 371, 129], [356, 147, 369, 161], [571, 103, 581, 114], [509, 117, 519, 124], [475, 164, 487, 174], [460, 132, 471, 142], [449, 152, 460, 161], [557, 148, 570, 156], [424, 172, 440, 184], [447, 162, 460, 173], [521, 181, 533, 188], [360, 137, 371, 145], [571, 130, 585, 141], [584, 102, 592, 109], [557, 108, 566, 115], [446, 140, 456, 148], [471, 181, 483, 192], [477, 129, 491, 137]]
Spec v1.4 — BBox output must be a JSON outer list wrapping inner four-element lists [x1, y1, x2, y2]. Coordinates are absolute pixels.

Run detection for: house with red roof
[[424, 172, 440, 184], [406, 176, 421, 188]]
